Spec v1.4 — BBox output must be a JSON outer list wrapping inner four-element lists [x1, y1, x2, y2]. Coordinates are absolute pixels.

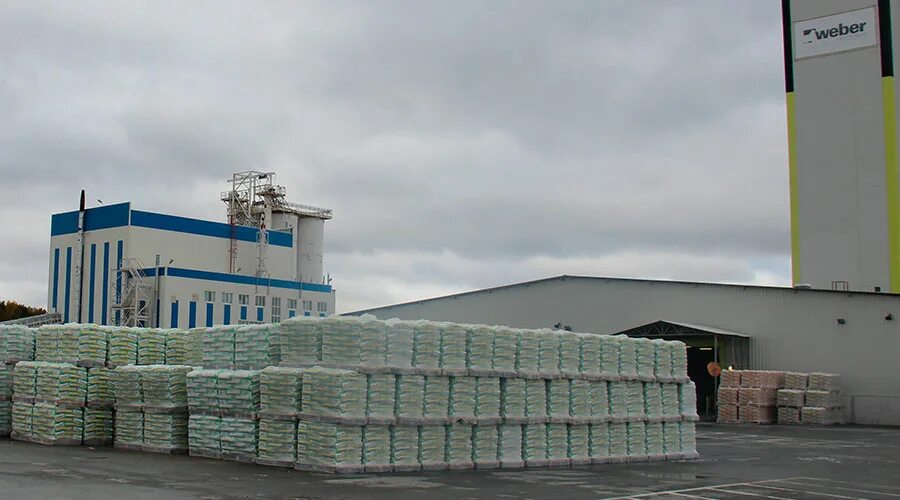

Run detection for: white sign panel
[[794, 7, 877, 59]]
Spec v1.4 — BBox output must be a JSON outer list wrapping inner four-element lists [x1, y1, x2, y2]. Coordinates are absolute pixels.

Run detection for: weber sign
[[794, 7, 877, 59]]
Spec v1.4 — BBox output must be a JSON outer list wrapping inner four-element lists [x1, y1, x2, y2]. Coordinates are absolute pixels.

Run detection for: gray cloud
[[0, 1, 791, 312]]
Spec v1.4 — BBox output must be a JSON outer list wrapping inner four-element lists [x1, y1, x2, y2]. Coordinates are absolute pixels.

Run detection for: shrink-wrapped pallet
[[37, 363, 87, 403], [141, 365, 191, 408], [720, 369, 740, 387], [599, 335, 620, 379], [439, 323, 468, 373], [580, 334, 601, 377], [143, 412, 188, 451], [626, 421, 647, 457], [670, 341, 688, 380], [0, 400, 10, 436], [645, 421, 664, 458], [652, 339, 672, 381], [536, 329, 561, 377], [492, 327, 519, 374], [468, 325, 495, 372], [301, 367, 365, 418], [472, 424, 499, 467], [384, 319, 415, 370], [801, 406, 841, 425], [188, 414, 220, 456], [501, 378, 526, 419], [569, 424, 590, 463], [220, 417, 258, 460], [279, 317, 321, 366], [365, 373, 396, 421], [524, 378, 548, 419], [589, 423, 609, 460], [517, 329, 540, 375], [777, 407, 801, 424], [260, 366, 303, 415], [0, 366, 12, 399], [257, 418, 297, 465], [569, 379, 591, 418], [83, 408, 113, 444], [137, 328, 166, 365], [808, 373, 841, 391], [805, 390, 841, 408], [201, 326, 234, 369], [608, 422, 628, 458], [107, 327, 138, 366], [661, 384, 680, 417], [546, 423, 568, 463], [547, 379, 569, 418], [634, 338, 656, 380], [35, 325, 61, 362], [359, 316, 387, 368], [718, 387, 739, 405], [395, 375, 425, 420], [423, 376, 450, 420], [739, 388, 777, 407], [380, 425, 412, 469], [164, 329, 197, 366], [498, 424, 523, 466], [446, 422, 474, 468], [31, 402, 83, 443], [449, 376, 477, 420], [420, 425, 446, 469], [217, 370, 260, 415], [784, 372, 808, 390], [77, 325, 107, 366], [362, 425, 391, 470], [12, 401, 33, 438], [0, 324, 35, 363], [679, 421, 697, 456], [297, 420, 363, 471], [679, 382, 698, 418], [643, 383, 663, 419], [113, 365, 142, 406], [617, 336, 637, 379], [777, 389, 804, 408], [522, 423, 547, 464], [625, 381, 645, 418], [739, 405, 775, 424], [115, 408, 143, 447], [475, 377, 501, 420], [57, 323, 79, 362], [589, 380, 609, 418], [717, 404, 739, 423], [86, 367, 113, 404], [320, 317, 361, 367], [235, 324, 280, 370], [412, 321, 441, 371], [558, 332, 581, 375], [756, 371, 786, 389], [662, 421, 680, 455], [187, 369, 220, 412], [608, 381, 627, 418]]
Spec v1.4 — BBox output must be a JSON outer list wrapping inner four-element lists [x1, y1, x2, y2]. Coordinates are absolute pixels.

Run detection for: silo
[[297, 216, 325, 283]]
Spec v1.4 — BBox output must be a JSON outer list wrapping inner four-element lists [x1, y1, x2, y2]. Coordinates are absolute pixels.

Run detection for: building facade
[[784, 0, 900, 291], [48, 202, 335, 329]]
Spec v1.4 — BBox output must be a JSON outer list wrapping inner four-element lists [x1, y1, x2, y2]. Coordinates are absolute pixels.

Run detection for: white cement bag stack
[[608, 422, 628, 459], [599, 335, 620, 379], [57, 324, 79, 362], [501, 378, 526, 421], [472, 424, 499, 468], [547, 379, 569, 419], [569, 424, 590, 465], [365, 373, 396, 423], [671, 341, 688, 381], [35, 325, 62, 362], [412, 321, 441, 373], [589, 380, 609, 419], [492, 327, 519, 376], [390, 422, 419, 471], [652, 339, 673, 382], [113, 365, 191, 453], [536, 329, 561, 378], [580, 334, 602, 379], [524, 378, 547, 420], [235, 324, 281, 370], [359, 316, 387, 369], [661, 383, 680, 418], [468, 325, 495, 374], [202, 326, 235, 369], [439, 323, 468, 374], [644, 383, 663, 420], [475, 377, 501, 422], [517, 329, 540, 377], [569, 379, 591, 420], [257, 367, 303, 467], [362, 425, 391, 472], [419, 425, 446, 470], [617, 336, 637, 380], [137, 329, 166, 365], [384, 320, 415, 370], [635, 338, 656, 381], [0, 325, 35, 363], [449, 376, 477, 421], [446, 422, 474, 469], [522, 423, 547, 467], [423, 375, 450, 421], [626, 421, 646, 459], [279, 317, 321, 366], [589, 423, 610, 463], [498, 423, 524, 468], [395, 374, 425, 421], [301, 367, 365, 420], [108, 327, 138, 366], [321, 317, 361, 368], [558, 332, 581, 376]]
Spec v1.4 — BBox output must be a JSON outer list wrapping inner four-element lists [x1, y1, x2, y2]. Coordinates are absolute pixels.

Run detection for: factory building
[[351, 276, 900, 425], [784, 0, 900, 292], [46, 171, 335, 328]]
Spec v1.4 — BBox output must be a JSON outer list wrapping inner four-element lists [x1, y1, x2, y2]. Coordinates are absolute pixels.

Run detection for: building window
[[238, 294, 249, 305], [203, 291, 216, 303], [271, 297, 281, 323], [287, 299, 298, 311], [317, 301, 328, 313], [222, 292, 233, 304], [302, 299, 313, 311], [256, 295, 266, 307]]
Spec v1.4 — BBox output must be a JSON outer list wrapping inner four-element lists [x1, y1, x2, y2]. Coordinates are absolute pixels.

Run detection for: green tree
[[0, 301, 46, 322]]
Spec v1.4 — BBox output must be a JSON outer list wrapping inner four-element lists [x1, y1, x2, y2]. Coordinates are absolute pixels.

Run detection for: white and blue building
[[47, 201, 335, 328]]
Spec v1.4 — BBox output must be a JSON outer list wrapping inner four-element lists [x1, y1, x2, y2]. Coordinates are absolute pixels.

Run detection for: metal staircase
[[111, 258, 154, 327]]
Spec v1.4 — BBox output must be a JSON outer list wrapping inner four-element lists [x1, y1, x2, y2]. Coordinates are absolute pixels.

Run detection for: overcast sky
[[0, 1, 789, 313]]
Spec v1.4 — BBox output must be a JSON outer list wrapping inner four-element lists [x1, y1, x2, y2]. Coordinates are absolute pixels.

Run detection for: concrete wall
[[355, 276, 900, 425]]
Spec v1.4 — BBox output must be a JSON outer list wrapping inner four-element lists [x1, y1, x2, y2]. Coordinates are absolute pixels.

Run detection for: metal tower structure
[[111, 257, 154, 327]]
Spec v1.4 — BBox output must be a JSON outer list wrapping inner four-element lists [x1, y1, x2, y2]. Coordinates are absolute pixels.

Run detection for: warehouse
[[46, 171, 335, 329], [352, 275, 900, 426]]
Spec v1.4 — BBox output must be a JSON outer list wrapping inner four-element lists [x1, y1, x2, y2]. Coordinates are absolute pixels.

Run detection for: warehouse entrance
[[616, 320, 751, 420]]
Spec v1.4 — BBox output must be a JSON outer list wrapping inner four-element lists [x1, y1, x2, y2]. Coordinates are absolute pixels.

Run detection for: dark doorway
[[687, 347, 716, 419]]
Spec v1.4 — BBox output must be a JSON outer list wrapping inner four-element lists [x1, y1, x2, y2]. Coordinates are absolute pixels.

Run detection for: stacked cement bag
[[235, 324, 281, 369], [635, 338, 656, 381], [803, 373, 843, 425], [0, 325, 35, 436], [11, 361, 112, 445], [257, 367, 303, 466], [187, 369, 261, 462], [113, 365, 192, 453], [720, 369, 842, 425]]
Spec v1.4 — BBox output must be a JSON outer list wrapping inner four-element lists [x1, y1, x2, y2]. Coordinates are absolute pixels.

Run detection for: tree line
[[0, 301, 47, 322]]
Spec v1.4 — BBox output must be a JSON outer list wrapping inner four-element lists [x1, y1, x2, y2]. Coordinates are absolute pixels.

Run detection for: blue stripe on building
[[257, 307, 264, 322], [102, 242, 109, 325], [131, 210, 292, 247], [115, 240, 123, 325], [51, 202, 130, 236], [189, 301, 197, 328], [88, 244, 96, 323], [224, 304, 231, 325], [206, 303, 214, 327], [171, 301, 179, 328], [140, 266, 331, 293], [52, 248, 60, 310], [240, 305, 247, 321], [64, 247, 72, 322]]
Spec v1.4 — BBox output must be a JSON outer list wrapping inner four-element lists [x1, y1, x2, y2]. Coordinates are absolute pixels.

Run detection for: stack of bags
[[721, 369, 843, 426], [235, 325, 281, 369], [187, 369, 261, 462], [12, 361, 111, 445], [164, 329, 202, 366], [113, 365, 192, 453], [0, 325, 35, 436], [716, 370, 784, 424], [776, 372, 807, 424], [257, 366, 303, 467], [802, 373, 843, 425]]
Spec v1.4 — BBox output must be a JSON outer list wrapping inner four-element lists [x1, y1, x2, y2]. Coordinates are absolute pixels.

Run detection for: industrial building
[[46, 171, 335, 328], [352, 275, 900, 425]]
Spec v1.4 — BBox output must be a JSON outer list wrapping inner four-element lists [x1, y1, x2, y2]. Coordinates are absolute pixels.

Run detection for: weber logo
[[794, 7, 877, 59]]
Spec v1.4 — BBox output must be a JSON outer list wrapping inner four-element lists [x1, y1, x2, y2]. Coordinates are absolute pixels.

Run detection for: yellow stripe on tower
[[786, 92, 800, 285], [882, 77, 900, 292]]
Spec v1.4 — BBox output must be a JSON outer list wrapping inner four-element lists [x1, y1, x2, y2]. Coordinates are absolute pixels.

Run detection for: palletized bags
[[217, 370, 260, 415], [143, 412, 188, 451], [475, 377, 501, 420], [626, 421, 646, 457], [661, 383, 680, 417], [777, 389, 805, 408], [77, 325, 107, 365], [390, 425, 420, 470], [449, 376, 476, 420], [670, 341, 688, 380], [472, 424, 499, 467], [12, 401, 33, 438], [420, 425, 446, 469], [589, 381, 609, 418], [362, 425, 391, 469], [0, 324, 35, 362], [546, 423, 568, 462], [778, 407, 801, 424], [57, 323, 79, 362], [643, 383, 663, 419], [137, 328, 166, 365], [617, 336, 637, 379], [279, 317, 321, 366], [0, 400, 11, 436], [385, 319, 415, 369], [645, 421, 664, 457], [86, 367, 113, 404], [558, 333, 581, 375], [365, 373, 396, 421], [599, 335, 620, 379], [679, 382, 698, 418], [164, 329, 192, 366], [635, 338, 656, 380], [188, 414, 220, 456], [547, 379, 569, 418], [589, 422, 609, 460], [569, 424, 590, 463], [113, 365, 142, 406], [720, 369, 740, 387], [522, 423, 547, 464], [679, 421, 697, 456], [580, 334, 601, 377], [625, 381, 644, 418], [446, 422, 473, 468], [423, 376, 450, 420], [115, 408, 144, 447], [662, 421, 680, 455], [359, 316, 387, 368], [108, 327, 137, 366], [201, 326, 235, 369], [235, 324, 281, 370], [524, 379, 547, 418], [0, 366, 12, 399], [220, 417, 258, 459], [784, 372, 808, 390], [517, 329, 540, 375], [35, 363, 87, 403], [805, 390, 841, 408], [468, 325, 495, 372], [609, 422, 628, 458], [35, 325, 61, 362], [83, 408, 113, 444], [320, 317, 361, 367], [296, 420, 362, 471], [260, 366, 303, 415], [32, 402, 83, 443], [141, 365, 192, 408], [718, 386, 739, 405], [570, 379, 590, 418], [536, 329, 560, 377], [492, 327, 519, 374], [652, 339, 672, 381], [257, 418, 297, 465], [440, 323, 468, 373], [301, 367, 365, 418], [498, 424, 523, 466], [412, 321, 441, 371], [395, 375, 425, 420], [808, 373, 841, 391], [501, 378, 526, 419], [13, 362, 37, 397], [187, 369, 220, 412]]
